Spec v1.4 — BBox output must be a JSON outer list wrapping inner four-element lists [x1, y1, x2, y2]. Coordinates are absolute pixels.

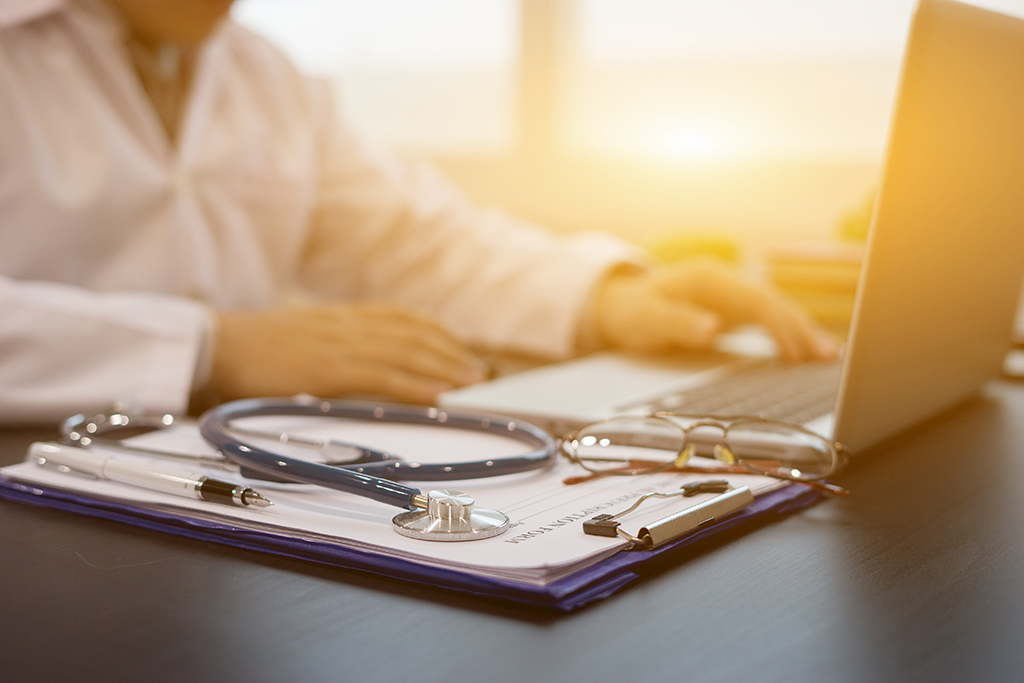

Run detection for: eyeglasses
[[560, 413, 848, 496]]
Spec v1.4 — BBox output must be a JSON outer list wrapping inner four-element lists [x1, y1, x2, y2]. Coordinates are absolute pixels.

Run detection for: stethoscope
[[62, 397, 558, 542]]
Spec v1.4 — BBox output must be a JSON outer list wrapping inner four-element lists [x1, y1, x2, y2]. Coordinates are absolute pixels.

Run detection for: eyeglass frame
[[559, 412, 849, 496]]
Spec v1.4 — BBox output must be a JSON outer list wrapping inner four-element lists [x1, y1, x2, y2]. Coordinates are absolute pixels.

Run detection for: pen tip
[[243, 490, 274, 508]]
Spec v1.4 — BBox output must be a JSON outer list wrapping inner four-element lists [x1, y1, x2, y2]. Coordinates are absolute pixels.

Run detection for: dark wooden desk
[[3, 383, 1024, 683]]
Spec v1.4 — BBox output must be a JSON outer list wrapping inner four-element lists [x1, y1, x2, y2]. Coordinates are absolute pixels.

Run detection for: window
[[232, 0, 1024, 243], [567, 0, 914, 163], [233, 0, 518, 154]]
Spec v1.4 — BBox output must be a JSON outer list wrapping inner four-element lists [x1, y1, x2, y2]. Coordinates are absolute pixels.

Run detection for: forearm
[[303, 137, 646, 358]]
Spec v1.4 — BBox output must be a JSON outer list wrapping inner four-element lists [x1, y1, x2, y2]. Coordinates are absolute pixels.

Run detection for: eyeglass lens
[[568, 417, 684, 474]]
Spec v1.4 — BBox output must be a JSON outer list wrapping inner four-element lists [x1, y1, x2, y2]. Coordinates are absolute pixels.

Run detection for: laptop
[[441, 0, 1024, 456]]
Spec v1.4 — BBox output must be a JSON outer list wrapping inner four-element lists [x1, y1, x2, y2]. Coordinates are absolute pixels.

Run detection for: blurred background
[[232, 0, 1024, 329]]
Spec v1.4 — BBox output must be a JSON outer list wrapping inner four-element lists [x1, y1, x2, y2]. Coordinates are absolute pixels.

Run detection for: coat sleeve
[[298, 98, 646, 360], [0, 277, 209, 425]]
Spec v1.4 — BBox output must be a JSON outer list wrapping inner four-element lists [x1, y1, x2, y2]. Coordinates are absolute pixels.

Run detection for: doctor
[[0, 0, 836, 424]]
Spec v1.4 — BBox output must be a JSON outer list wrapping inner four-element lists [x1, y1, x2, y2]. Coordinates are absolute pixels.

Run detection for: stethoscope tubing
[[198, 397, 557, 510]]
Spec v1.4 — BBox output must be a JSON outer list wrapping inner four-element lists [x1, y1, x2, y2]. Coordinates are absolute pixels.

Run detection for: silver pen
[[29, 442, 273, 508]]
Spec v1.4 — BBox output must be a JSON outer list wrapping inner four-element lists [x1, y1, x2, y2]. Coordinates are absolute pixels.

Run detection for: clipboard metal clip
[[582, 480, 755, 549]]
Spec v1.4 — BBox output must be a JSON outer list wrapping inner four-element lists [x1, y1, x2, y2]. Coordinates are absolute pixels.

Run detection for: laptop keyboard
[[620, 360, 842, 424]]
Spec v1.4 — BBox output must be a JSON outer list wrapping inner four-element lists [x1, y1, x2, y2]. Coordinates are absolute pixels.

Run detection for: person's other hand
[[207, 305, 489, 404], [591, 260, 840, 362]]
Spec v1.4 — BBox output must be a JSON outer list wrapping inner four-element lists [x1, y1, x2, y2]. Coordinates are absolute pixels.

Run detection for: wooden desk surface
[[3, 383, 1024, 683]]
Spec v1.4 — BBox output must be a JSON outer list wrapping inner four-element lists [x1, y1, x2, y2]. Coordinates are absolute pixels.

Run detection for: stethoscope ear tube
[[197, 397, 557, 511]]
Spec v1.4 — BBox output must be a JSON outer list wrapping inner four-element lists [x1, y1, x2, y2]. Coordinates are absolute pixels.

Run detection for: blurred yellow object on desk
[[764, 242, 864, 331], [649, 234, 740, 265]]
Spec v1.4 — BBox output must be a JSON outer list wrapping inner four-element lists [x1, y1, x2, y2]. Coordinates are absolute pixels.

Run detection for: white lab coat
[[0, 0, 637, 424]]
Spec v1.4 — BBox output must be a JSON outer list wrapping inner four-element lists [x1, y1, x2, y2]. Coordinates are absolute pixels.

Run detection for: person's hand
[[207, 305, 489, 404], [591, 260, 840, 361]]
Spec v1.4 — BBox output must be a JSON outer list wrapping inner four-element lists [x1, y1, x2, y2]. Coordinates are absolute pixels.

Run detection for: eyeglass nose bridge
[[664, 415, 806, 464], [674, 420, 734, 462]]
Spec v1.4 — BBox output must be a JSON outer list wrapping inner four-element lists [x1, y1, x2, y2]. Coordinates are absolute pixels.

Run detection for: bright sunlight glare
[[657, 127, 727, 161]]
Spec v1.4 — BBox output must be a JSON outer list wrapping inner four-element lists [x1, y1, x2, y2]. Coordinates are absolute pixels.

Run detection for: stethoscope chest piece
[[392, 489, 509, 541]]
